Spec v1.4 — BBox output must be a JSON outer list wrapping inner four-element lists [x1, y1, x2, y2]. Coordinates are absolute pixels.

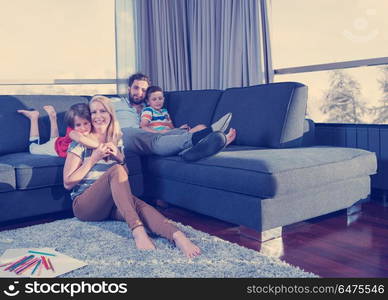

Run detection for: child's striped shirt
[[68, 140, 123, 200], [141, 107, 172, 131]]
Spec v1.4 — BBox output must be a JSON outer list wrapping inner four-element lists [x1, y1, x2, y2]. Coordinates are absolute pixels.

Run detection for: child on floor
[[140, 86, 206, 134], [17, 103, 98, 158]]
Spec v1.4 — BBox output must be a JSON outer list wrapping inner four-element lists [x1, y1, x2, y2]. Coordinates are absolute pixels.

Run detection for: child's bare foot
[[17, 110, 39, 119], [43, 105, 57, 118], [173, 231, 201, 258], [225, 128, 237, 146], [132, 226, 156, 250]]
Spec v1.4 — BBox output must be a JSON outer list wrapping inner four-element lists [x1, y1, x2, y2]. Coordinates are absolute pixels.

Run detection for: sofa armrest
[[301, 119, 315, 147]]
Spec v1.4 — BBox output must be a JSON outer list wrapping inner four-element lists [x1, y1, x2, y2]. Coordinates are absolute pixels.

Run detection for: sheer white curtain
[[135, 0, 264, 91], [116, 0, 137, 95]]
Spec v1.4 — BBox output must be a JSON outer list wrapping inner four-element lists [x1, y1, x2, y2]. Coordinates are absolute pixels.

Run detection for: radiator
[[315, 123, 388, 191]]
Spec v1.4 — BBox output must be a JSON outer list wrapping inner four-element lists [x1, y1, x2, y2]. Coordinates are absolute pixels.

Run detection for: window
[[0, 0, 116, 95], [268, 0, 388, 124], [269, 0, 388, 69], [274, 65, 388, 124]]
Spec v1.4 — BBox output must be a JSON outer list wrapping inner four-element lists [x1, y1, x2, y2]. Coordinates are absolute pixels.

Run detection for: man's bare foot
[[132, 226, 156, 250], [225, 128, 237, 146], [189, 124, 207, 133], [17, 110, 39, 119], [43, 105, 57, 118], [173, 231, 201, 258]]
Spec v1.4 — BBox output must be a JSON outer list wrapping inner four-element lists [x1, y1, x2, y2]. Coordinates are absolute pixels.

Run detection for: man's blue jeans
[[122, 127, 192, 156]]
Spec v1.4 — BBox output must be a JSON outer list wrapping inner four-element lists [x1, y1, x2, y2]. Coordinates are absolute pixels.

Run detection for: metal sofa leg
[[261, 226, 283, 242], [347, 202, 362, 226], [239, 226, 282, 242], [239, 226, 284, 257], [259, 227, 284, 258]]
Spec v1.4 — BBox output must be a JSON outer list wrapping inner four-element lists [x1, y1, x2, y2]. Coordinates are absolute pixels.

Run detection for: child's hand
[[160, 129, 171, 133], [179, 124, 191, 131]]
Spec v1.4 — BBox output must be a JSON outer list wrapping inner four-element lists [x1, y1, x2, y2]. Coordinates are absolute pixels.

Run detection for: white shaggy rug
[[0, 218, 317, 278]]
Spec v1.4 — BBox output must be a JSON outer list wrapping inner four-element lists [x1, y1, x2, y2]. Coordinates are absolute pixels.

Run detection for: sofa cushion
[[211, 82, 308, 148], [144, 146, 377, 198], [165, 90, 222, 127], [0, 163, 16, 192], [0, 95, 90, 155], [0, 151, 142, 191], [0, 153, 66, 190]]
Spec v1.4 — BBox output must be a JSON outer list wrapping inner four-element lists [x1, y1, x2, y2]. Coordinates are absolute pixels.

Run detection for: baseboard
[[0, 210, 73, 231]]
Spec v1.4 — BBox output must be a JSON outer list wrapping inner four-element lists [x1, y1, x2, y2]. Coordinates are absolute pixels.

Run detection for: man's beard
[[128, 94, 145, 105]]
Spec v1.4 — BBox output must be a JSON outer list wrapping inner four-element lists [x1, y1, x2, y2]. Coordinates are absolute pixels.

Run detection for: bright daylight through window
[[269, 0, 388, 124], [0, 0, 116, 95]]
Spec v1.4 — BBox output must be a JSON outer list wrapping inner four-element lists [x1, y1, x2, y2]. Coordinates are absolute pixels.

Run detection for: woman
[[63, 95, 201, 258]]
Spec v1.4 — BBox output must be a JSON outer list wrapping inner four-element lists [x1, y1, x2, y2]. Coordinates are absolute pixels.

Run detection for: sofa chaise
[[0, 82, 377, 242]]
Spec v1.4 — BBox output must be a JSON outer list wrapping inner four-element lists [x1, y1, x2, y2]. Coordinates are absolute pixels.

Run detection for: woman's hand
[[104, 142, 125, 164], [90, 144, 110, 163], [104, 142, 119, 157]]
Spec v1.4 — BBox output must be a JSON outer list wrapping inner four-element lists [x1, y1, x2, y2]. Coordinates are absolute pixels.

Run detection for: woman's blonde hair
[[89, 95, 122, 145]]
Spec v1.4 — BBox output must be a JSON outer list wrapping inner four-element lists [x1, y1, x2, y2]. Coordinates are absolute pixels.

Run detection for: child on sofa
[[17, 103, 98, 157], [140, 86, 206, 134]]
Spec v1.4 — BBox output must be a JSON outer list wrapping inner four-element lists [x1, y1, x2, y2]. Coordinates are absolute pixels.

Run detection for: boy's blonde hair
[[89, 95, 122, 145]]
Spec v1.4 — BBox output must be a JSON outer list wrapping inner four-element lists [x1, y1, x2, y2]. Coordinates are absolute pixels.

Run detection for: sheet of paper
[[0, 248, 87, 278]]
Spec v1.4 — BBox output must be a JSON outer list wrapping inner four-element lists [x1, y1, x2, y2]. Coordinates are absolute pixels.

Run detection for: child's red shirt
[[55, 127, 73, 158]]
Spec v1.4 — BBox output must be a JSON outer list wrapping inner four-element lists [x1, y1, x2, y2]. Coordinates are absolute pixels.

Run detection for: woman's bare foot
[[17, 109, 39, 120], [225, 128, 237, 146], [173, 231, 201, 258], [132, 226, 156, 250], [43, 105, 57, 119]]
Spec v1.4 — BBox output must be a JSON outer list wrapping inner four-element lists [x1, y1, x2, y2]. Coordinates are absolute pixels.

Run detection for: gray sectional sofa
[[143, 82, 377, 237], [0, 82, 377, 241]]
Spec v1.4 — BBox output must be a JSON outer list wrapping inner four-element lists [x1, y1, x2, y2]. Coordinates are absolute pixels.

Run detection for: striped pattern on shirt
[[68, 140, 124, 200], [141, 107, 172, 131]]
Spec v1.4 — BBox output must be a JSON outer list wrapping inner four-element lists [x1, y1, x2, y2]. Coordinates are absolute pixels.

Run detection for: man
[[111, 73, 236, 161]]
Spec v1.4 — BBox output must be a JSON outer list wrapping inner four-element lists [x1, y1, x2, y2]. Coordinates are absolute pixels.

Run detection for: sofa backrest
[[301, 118, 315, 147], [212, 82, 308, 148], [164, 90, 222, 127], [0, 95, 90, 155]]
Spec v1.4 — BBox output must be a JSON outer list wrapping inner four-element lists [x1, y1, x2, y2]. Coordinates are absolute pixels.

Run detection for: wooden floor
[[1, 200, 387, 278], [160, 200, 388, 278]]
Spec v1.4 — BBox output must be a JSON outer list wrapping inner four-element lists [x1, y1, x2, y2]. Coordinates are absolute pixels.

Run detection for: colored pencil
[[37, 261, 43, 277], [0, 261, 13, 267], [15, 258, 39, 274], [31, 260, 41, 276], [3, 256, 28, 271], [10, 255, 35, 272], [28, 250, 56, 257], [41, 256, 49, 270], [5, 255, 34, 271], [47, 257, 55, 272], [16, 260, 39, 275], [13, 257, 37, 273]]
